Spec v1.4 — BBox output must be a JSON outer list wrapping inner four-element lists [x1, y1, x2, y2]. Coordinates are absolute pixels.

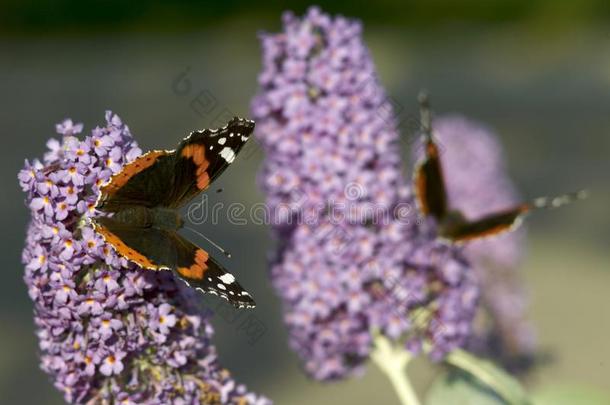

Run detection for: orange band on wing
[[414, 163, 429, 215], [177, 249, 209, 279], [450, 205, 530, 242], [181, 144, 211, 190], [93, 223, 159, 270], [426, 141, 439, 158], [451, 223, 514, 242], [101, 150, 167, 196]]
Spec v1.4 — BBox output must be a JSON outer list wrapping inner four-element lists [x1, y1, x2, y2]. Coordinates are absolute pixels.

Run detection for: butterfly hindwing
[[414, 139, 449, 221], [166, 117, 255, 208]]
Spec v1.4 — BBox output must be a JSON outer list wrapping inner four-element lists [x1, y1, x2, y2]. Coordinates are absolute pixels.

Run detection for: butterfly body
[[436, 210, 467, 237], [108, 206, 184, 230], [91, 117, 256, 308]]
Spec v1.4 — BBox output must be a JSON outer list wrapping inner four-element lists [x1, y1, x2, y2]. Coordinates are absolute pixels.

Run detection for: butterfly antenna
[[184, 226, 232, 258], [530, 190, 589, 210], [418, 90, 433, 142]]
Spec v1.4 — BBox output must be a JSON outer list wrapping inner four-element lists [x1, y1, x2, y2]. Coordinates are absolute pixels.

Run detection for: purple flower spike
[[19, 112, 270, 404], [414, 115, 536, 371], [252, 7, 479, 380]]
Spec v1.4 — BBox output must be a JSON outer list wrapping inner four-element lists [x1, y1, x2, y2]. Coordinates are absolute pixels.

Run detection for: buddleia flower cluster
[[252, 7, 479, 380], [414, 116, 536, 371], [19, 112, 270, 404]]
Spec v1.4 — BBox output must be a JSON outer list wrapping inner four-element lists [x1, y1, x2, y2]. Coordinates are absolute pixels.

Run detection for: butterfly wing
[[91, 216, 175, 270], [168, 232, 256, 309], [414, 139, 449, 221], [440, 205, 529, 242], [440, 190, 588, 242], [96, 117, 254, 212], [166, 116, 255, 208], [91, 216, 256, 308], [96, 150, 175, 212]]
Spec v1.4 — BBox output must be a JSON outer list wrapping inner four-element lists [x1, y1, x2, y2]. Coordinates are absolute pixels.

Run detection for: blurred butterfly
[[91, 117, 256, 308], [413, 92, 587, 243]]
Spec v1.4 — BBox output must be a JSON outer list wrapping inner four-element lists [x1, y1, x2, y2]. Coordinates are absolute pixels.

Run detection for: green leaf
[[426, 370, 508, 405], [532, 384, 610, 405], [443, 349, 531, 405]]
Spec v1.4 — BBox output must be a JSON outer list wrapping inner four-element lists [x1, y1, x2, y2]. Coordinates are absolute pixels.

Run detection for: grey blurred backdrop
[[1, 1, 609, 403]]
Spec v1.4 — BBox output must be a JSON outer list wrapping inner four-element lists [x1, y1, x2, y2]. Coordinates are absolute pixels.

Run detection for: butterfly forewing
[[414, 139, 449, 221], [96, 151, 175, 212], [440, 205, 529, 242], [166, 117, 255, 208], [92, 217, 255, 308], [169, 231, 256, 309]]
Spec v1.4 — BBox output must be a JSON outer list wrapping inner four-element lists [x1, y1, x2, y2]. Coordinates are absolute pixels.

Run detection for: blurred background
[[1, 0, 609, 403]]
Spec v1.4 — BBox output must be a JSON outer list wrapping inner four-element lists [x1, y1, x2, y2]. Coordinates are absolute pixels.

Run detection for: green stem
[[371, 335, 421, 405], [424, 343, 531, 405], [443, 348, 530, 405]]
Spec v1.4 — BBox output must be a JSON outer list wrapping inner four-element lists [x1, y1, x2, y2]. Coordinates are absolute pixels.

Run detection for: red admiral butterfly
[[91, 117, 256, 308], [413, 92, 587, 243]]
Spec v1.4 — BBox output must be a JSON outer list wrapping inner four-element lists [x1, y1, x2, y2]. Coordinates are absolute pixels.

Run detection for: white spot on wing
[[220, 147, 236, 163], [218, 137, 226, 145], [219, 273, 235, 284], [217, 283, 227, 290], [533, 197, 548, 208]]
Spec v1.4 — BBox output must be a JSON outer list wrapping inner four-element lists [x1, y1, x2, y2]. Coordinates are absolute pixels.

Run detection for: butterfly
[[91, 117, 256, 308], [413, 92, 587, 243]]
